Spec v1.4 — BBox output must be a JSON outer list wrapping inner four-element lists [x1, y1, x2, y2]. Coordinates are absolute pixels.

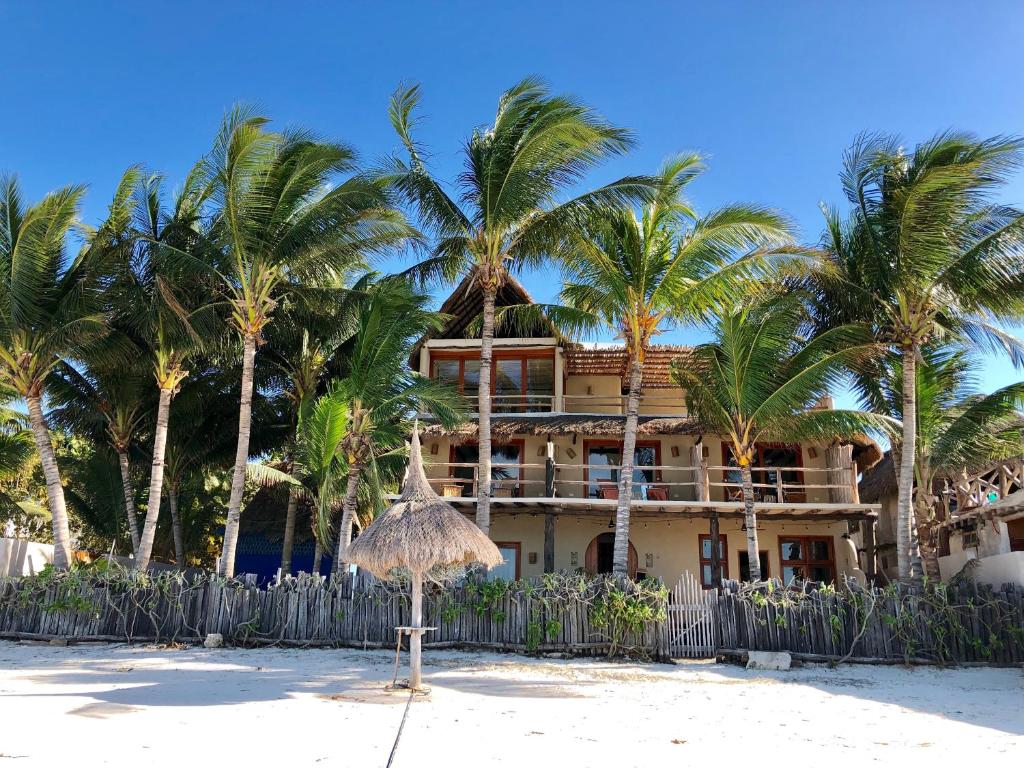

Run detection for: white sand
[[0, 642, 1020, 767]]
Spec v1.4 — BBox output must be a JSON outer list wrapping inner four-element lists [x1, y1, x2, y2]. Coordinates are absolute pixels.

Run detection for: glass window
[[494, 359, 523, 412], [526, 358, 554, 410], [698, 534, 728, 588], [586, 443, 659, 497], [779, 536, 834, 585], [451, 443, 522, 496], [431, 359, 460, 387], [489, 543, 520, 581]]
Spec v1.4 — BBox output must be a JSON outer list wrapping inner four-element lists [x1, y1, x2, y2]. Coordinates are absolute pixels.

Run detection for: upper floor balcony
[[420, 339, 687, 417]]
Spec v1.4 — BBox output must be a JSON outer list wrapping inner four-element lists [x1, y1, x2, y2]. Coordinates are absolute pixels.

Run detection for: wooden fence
[[0, 571, 666, 658], [2, 568, 1022, 666], [710, 580, 1024, 665]]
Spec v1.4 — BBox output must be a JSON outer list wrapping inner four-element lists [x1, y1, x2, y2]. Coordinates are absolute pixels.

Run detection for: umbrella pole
[[410, 571, 423, 690]]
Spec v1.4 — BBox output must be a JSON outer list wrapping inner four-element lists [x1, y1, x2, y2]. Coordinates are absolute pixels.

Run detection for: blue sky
[[3, 1, 1023, 407]]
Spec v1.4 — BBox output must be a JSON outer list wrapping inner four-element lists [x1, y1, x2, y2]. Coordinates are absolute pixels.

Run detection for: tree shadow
[[1, 646, 595, 714]]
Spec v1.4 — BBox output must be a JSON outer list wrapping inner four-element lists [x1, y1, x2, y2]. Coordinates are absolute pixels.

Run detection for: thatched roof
[[408, 273, 556, 366], [422, 415, 882, 468], [563, 344, 691, 389], [344, 428, 503, 578], [240, 485, 316, 544], [422, 414, 702, 443], [858, 451, 896, 503]]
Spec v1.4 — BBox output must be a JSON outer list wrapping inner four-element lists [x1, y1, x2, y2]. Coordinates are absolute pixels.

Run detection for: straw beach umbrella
[[344, 427, 501, 689]]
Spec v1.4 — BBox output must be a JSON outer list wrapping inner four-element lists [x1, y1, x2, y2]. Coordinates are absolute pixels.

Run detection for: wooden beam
[[543, 513, 555, 573]]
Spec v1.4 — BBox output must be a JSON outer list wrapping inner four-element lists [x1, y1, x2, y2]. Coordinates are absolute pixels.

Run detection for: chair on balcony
[[492, 480, 517, 498], [646, 485, 669, 501], [597, 482, 619, 500]]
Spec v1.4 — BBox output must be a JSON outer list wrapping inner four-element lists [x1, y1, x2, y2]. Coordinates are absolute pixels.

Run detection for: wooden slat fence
[[712, 580, 1024, 666], [0, 571, 667, 659]]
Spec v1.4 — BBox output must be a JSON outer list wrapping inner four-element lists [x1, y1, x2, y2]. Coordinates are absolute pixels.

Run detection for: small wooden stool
[[388, 626, 438, 691]]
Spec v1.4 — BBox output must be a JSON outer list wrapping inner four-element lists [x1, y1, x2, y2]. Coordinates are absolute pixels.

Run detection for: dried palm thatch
[[345, 426, 501, 690], [344, 428, 502, 578]]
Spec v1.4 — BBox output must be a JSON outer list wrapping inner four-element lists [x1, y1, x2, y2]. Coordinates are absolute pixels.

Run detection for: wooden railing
[[425, 459, 859, 504], [942, 456, 1024, 517], [446, 391, 687, 415]]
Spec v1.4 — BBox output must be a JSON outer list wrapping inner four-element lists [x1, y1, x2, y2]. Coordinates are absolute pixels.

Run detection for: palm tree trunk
[[613, 360, 644, 576], [168, 487, 185, 566], [280, 486, 298, 577], [26, 395, 72, 570], [220, 332, 258, 578], [312, 539, 322, 575], [117, 450, 140, 555], [740, 464, 762, 581], [136, 386, 173, 570], [335, 464, 361, 571], [475, 285, 496, 536], [896, 345, 917, 582]]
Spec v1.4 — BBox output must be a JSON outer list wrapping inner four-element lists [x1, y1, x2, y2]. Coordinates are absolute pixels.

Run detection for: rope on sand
[[385, 689, 414, 768]]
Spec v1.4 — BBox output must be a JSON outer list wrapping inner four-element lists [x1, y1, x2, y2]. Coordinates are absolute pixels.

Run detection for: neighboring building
[[413, 276, 882, 587], [856, 452, 900, 582], [858, 452, 1024, 586]]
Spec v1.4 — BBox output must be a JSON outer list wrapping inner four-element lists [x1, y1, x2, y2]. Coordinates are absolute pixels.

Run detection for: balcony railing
[[449, 391, 687, 415], [424, 460, 859, 504]]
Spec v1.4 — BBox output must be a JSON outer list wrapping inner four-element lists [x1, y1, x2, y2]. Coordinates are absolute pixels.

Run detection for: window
[[738, 551, 770, 581], [489, 542, 521, 580], [698, 534, 728, 588], [584, 441, 661, 498], [779, 536, 835, 584], [450, 442, 524, 497], [722, 442, 805, 502], [430, 351, 554, 412]]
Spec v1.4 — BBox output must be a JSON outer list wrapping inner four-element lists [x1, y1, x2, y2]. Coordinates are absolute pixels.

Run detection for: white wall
[[938, 549, 1024, 588], [0, 538, 54, 577]]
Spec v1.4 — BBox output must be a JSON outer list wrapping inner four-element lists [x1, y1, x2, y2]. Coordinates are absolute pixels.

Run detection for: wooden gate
[[666, 571, 716, 658]]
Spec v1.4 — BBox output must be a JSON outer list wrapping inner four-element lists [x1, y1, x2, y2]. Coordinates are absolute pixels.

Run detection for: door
[[584, 533, 638, 578]]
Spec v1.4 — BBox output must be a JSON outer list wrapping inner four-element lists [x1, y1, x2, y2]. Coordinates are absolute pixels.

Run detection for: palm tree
[[502, 156, 803, 575], [861, 345, 1024, 578], [190, 107, 412, 577], [386, 77, 654, 535], [312, 276, 462, 570], [808, 132, 1024, 581], [112, 169, 214, 571], [674, 299, 893, 581], [0, 177, 111, 568], [47, 359, 148, 553]]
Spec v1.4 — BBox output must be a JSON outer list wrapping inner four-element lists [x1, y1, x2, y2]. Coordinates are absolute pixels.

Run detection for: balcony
[[424, 459, 860, 506], [450, 391, 687, 416]]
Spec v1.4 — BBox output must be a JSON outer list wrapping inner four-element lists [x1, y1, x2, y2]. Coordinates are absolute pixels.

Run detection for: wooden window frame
[[492, 541, 521, 580], [449, 440, 526, 497], [698, 533, 728, 588], [429, 349, 556, 411], [583, 439, 662, 497], [720, 441, 806, 502], [778, 535, 835, 584]]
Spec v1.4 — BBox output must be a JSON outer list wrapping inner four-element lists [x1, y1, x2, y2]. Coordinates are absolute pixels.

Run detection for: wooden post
[[410, 571, 423, 690], [860, 519, 876, 583], [826, 443, 854, 504], [691, 443, 710, 502], [709, 512, 721, 589], [545, 438, 555, 497], [544, 514, 555, 573]]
